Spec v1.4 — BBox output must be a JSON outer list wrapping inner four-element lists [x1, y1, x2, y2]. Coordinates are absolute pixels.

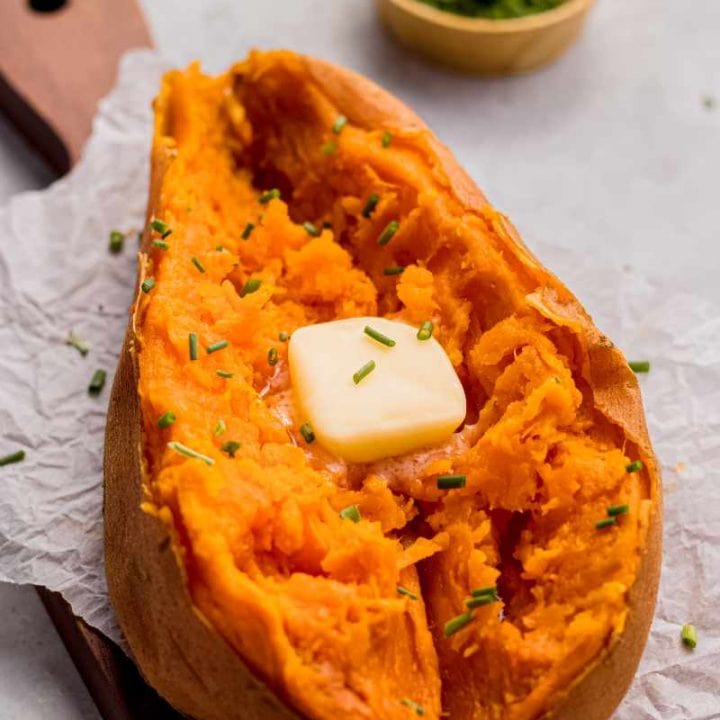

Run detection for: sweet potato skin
[[104, 51, 661, 720]]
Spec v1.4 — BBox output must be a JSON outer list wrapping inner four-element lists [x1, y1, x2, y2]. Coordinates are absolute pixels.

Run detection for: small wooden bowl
[[376, 0, 597, 75]]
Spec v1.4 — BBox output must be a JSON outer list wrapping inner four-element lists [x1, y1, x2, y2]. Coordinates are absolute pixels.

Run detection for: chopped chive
[[88, 369, 107, 395], [153, 239, 169, 250], [240, 278, 261, 297], [607, 504, 629, 517], [629, 360, 650, 373], [303, 221, 321, 237], [150, 218, 171, 236], [189, 333, 198, 361], [595, 517, 617, 530], [339, 504, 361, 522], [381, 130, 393, 148], [279, 331, 290, 342], [216, 370, 233, 379], [141, 278, 155, 294], [396, 586, 418, 600], [66, 331, 90, 357], [213, 419, 227, 436], [321, 141, 337, 155], [417, 321, 434, 341], [206, 340, 229, 354], [362, 193, 380, 218], [216, 245, 225, 252], [471, 586, 498, 598], [241, 222, 255, 240], [332, 115, 348, 134], [364, 325, 396, 347], [220, 440, 241, 458], [444, 611, 473, 638], [437, 474, 466, 490], [109, 231, 125, 254], [377, 220, 399, 246], [259, 188, 281, 204], [466, 594, 498, 609], [681, 623, 697, 649], [400, 698, 425, 716], [167, 441, 214, 466], [626, 460, 644, 473], [353, 359, 376, 385], [157, 411, 176, 429], [383, 265, 405, 276], [299, 423, 315, 444], [191, 256, 206, 273], [268, 347, 279, 366], [0, 450, 25, 467]]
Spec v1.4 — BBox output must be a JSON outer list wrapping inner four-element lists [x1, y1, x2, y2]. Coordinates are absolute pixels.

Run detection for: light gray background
[[0, 1, 718, 718]]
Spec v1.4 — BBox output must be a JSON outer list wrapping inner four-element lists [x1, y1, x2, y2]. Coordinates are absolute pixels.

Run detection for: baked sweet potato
[[104, 50, 661, 720]]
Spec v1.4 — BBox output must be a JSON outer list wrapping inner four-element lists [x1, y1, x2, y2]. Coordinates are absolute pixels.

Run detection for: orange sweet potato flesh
[[104, 50, 661, 720]]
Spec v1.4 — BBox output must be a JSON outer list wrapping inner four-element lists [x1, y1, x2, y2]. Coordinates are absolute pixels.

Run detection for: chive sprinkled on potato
[[629, 360, 650, 373], [465, 594, 498, 609], [157, 411, 176, 429], [88, 369, 107, 395], [303, 221, 321, 237], [167, 441, 214, 465], [189, 333, 198, 361], [444, 611, 473, 638], [216, 370, 233, 379], [321, 141, 337, 156], [364, 325, 396, 347], [220, 440, 241, 458], [383, 265, 404, 276], [0, 450, 25, 467], [595, 517, 617, 530], [141, 278, 155, 293], [626, 460, 643, 473], [206, 340, 229, 354], [150, 218, 172, 238], [191, 256, 206, 273], [339, 504, 361, 522], [400, 698, 424, 715], [362, 193, 380, 218], [381, 131, 393, 148], [66, 330, 90, 357], [279, 331, 290, 342], [109, 230, 125, 254], [268, 347, 279, 366], [437, 474, 466, 489], [332, 115, 348, 134], [471, 586, 498, 598], [396, 586, 418, 600], [681, 623, 697, 649], [258, 188, 281, 204], [417, 321, 434, 341], [607, 504, 629, 517], [240, 278, 261, 297], [300, 422, 315, 444], [241, 222, 255, 240], [213, 419, 227, 436], [353, 360, 376, 385], [153, 239, 169, 250], [377, 220, 399, 246]]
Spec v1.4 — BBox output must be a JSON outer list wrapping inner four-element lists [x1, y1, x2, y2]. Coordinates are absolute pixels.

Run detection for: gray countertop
[[0, 1, 718, 718]]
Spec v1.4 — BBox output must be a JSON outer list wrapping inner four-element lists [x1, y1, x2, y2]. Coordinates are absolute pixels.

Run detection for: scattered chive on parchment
[[88, 369, 107, 395], [437, 474, 466, 489], [353, 360, 376, 385], [362, 193, 380, 218], [157, 411, 176, 429], [681, 623, 697, 649], [300, 423, 315, 444], [66, 330, 90, 357], [109, 231, 125, 254], [167, 441, 214, 466], [220, 440, 241, 458], [417, 321, 434, 341], [399, 698, 425, 716], [0, 450, 25, 467], [377, 220, 399, 246], [396, 586, 418, 600], [339, 504, 361, 522], [240, 278, 261, 297], [629, 360, 650, 373], [364, 325, 396, 347]]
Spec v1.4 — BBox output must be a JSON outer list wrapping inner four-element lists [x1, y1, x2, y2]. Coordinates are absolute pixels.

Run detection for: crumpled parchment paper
[[0, 50, 717, 718]]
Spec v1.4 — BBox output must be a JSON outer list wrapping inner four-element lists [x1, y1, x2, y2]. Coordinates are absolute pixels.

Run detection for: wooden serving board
[[0, 2, 182, 718]]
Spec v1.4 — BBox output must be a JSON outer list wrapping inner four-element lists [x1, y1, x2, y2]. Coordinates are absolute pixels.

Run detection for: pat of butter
[[288, 317, 465, 463]]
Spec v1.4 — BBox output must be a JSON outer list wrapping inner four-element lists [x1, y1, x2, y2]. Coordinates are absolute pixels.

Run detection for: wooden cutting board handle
[[0, 0, 152, 174]]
